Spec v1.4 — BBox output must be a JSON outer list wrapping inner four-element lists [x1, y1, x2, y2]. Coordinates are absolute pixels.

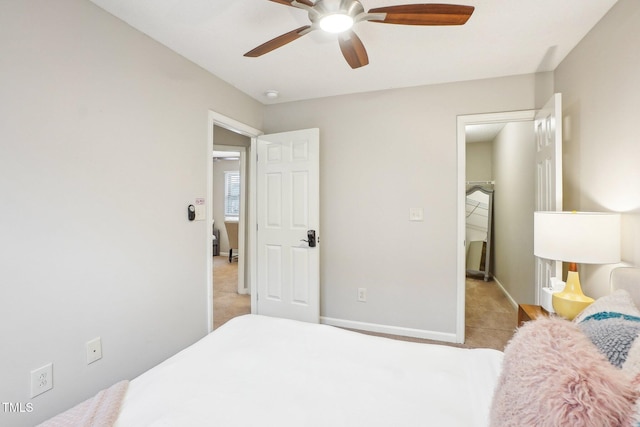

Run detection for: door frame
[[534, 93, 564, 306], [207, 111, 262, 332], [456, 109, 535, 343]]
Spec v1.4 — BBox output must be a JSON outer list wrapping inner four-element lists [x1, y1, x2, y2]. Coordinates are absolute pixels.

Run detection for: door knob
[[300, 230, 316, 247]]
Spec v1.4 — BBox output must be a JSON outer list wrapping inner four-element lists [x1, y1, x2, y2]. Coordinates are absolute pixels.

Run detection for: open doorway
[[456, 110, 536, 345], [211, 125, 251, 329], [206, 114, 321, 329], [463, 123, 515, 349]]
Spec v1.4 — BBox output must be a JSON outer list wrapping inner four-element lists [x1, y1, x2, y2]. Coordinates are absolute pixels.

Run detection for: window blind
[[224, 171, 240, 217]]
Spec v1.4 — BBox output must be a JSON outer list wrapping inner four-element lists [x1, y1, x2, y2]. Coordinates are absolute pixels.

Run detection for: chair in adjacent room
[[212, 220, 220, 256], [224, 221, 239, 263]]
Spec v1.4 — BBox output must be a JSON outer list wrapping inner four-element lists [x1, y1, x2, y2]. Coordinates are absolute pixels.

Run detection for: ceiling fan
[[244, 1, 474, 69]]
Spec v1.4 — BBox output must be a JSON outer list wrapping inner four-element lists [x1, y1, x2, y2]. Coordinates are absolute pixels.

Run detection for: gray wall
[[466, 141, 494, 182], [264, 75, 542, 336], [492, 122, 536, 304], [0, 0, 263, 425], [554, 0, 640, 297]]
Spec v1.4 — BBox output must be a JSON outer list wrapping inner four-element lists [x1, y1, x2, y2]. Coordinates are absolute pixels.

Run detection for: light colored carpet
[[212, 259, 516, 350], [464, 277, 517, 350], [212, 256, 250, 329]]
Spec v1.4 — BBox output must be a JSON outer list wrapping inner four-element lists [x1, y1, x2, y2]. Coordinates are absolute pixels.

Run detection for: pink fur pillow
[[490, 317, 638, 427]]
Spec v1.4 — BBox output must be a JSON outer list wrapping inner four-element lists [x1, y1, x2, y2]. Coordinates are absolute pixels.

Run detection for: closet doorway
[[457, 110, 537, 344]]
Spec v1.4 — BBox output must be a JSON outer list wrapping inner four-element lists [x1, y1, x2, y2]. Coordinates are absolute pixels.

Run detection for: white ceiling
[[466, 123, 505, 144], [88, 0, 618, 104]]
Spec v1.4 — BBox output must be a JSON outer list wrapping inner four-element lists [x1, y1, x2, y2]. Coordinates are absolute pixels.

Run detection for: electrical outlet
[[86, 337, 102, 365], [357, 287, 367, 302], [30, 363, 53, 398]]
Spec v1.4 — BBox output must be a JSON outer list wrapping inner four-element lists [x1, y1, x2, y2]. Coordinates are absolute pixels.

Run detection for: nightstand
[[517, 304, 549, 327]]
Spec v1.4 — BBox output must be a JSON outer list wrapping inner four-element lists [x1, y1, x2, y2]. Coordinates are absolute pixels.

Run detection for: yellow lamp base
[[552, 292, 594, 320], [551, 270, 594, 320]]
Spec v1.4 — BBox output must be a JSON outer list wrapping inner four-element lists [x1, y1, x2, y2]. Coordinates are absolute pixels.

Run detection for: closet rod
[[466, 180, 495, 185]]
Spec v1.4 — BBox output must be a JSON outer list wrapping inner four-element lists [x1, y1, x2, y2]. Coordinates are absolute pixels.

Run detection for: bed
[[115, 314, 502, 426], [43, 267, 640, 427]]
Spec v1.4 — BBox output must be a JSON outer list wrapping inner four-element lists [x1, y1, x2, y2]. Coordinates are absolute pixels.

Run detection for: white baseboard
[[320, 316, 457, 343], [492, 276, 518, 309]]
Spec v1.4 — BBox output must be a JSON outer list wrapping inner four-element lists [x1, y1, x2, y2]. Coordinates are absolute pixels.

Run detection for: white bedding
[[115, 315, 503, 427]]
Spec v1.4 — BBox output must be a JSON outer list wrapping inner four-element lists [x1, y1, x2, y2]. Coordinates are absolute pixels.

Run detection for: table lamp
[[534, 211, 620, 320]]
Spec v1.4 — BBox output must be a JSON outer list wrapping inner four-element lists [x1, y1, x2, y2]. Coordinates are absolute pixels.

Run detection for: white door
[[534, 93, 563, 304], [256, 128, 320, 323]]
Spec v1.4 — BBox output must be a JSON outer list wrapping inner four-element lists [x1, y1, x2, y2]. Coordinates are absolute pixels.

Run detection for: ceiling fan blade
[[244, 26, 311, 57], [367, 4, 474, 26], [269, 0, 315, 7], [338, 31, 369, 69]]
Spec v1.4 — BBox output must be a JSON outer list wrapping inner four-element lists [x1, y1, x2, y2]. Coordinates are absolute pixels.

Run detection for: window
[[224, 171, 240, 218]]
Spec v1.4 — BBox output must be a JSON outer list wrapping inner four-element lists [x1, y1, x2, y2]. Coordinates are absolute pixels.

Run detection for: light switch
[[409, 208, 424, 221]]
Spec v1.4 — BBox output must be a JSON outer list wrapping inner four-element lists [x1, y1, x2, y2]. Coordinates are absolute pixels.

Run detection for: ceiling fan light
[[319, 14, 354, 33]]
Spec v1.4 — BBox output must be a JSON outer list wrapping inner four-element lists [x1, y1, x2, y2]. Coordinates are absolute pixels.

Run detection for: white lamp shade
[[534, 211, 621, 264]]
